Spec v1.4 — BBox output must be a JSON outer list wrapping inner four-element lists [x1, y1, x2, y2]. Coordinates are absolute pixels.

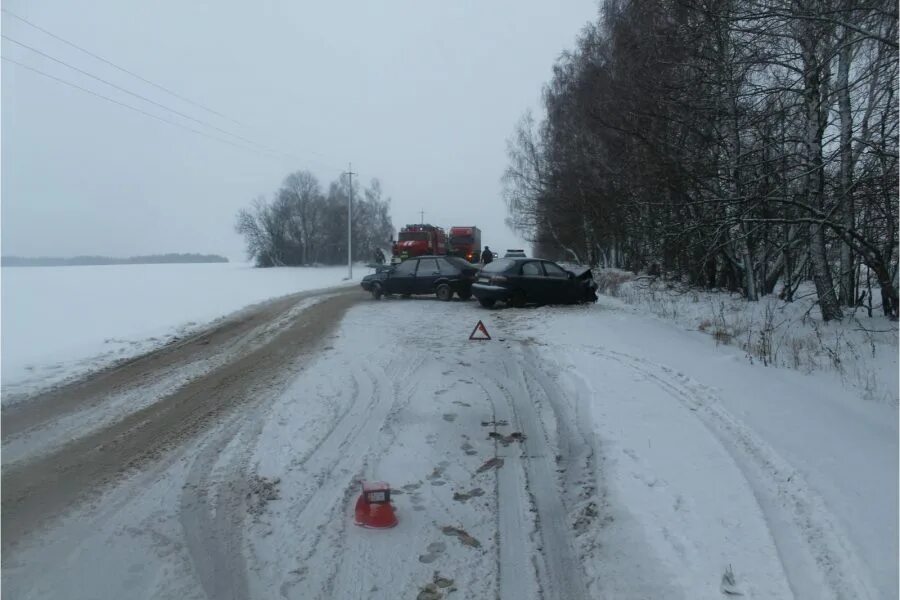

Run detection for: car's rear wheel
[[457, 288, 472, 301], [370, 283, 383, 300], [436, 284, 452, 302], [510, 290, 527, 308], [478, 297, 496, 308]]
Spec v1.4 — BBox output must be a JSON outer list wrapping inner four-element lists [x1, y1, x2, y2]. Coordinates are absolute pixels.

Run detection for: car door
[[540, 260, 574, 303], [518, 260, 547, 303], [415, 258, 441, 294], [437, 258, 462, 288], [388, 258, 418, 294]]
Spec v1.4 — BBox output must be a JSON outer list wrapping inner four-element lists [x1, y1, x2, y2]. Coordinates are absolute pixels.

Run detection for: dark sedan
[[360, 255, 478, 301], [471, 258, 598, 308]]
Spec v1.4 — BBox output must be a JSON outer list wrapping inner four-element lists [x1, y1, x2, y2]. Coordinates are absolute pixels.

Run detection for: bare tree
[[236, 172, 395, 267]]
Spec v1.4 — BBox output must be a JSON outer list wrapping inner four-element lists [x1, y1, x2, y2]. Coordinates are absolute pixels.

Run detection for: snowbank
[[595, 269, 899, 404], [1, 262, 358, 397]]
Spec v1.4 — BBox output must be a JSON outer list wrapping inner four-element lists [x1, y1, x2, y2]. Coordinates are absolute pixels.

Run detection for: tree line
[[236, 171, 394, 267], [503, 0, 898, 320]]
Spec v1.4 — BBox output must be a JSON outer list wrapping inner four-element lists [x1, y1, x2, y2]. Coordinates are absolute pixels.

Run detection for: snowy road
[[2, 290, 896, 599]]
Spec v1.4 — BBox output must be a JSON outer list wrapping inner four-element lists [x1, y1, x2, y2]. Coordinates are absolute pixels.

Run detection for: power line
[[2, 35, 344, 171], [1, 55, 281, 158], [1, 7, 240, 125], [1, 34, 277, 154]]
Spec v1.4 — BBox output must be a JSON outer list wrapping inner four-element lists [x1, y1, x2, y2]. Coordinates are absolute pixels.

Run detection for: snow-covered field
[[5, 287, 896, 599], [1, 262, 356, 398]]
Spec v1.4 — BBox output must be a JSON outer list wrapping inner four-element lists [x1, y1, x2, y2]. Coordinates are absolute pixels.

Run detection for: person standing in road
[[481, 246, 493, 265]]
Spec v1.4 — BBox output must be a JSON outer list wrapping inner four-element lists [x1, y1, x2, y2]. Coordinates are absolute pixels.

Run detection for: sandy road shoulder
[[1, 288, 364, 554]]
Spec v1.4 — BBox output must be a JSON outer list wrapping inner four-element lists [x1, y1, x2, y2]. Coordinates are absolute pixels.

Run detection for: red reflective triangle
[[469, 320, 491, 340]]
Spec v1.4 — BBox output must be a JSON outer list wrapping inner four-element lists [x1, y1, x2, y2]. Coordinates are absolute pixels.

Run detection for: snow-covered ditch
[[1, 262, 358, 398], [594, 268, 899, 404]]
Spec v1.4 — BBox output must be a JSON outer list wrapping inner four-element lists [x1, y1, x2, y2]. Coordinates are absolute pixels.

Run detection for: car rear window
[[542, 261, 568, 278], [442, 256, 470, 270], [481, 259, 514, 273], [521, 261, 542, 276]]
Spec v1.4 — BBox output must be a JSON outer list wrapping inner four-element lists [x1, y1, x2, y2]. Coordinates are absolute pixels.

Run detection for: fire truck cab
[[448, 226, 482, 263], [392, 224, 448, 263]]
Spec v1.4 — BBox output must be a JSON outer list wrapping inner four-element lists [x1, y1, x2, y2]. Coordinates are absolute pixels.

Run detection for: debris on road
[[475, 457, 504, 474], [441, 525, 481, 548], [487, 431, 526, 446], [452, 487, 484, 502]]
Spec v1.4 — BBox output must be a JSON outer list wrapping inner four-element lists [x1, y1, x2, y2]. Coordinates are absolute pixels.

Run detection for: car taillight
[[491, 275, 508, 284]]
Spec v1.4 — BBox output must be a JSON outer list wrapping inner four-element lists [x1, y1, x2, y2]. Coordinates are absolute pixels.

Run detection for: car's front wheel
[[436, 283, 452, 302], [370, 283, 383, 300], [478, 297, 496, 308]]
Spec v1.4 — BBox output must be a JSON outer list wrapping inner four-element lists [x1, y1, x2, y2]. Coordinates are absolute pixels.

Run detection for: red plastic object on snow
[[354, 481, 398, 529]]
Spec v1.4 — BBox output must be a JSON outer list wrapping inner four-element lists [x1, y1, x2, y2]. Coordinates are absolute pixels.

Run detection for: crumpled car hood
[[566, 266, 595, 281]]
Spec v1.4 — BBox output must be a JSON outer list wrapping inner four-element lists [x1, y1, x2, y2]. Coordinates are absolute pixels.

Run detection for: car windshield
[[481, 259, 514, 273], [450, 235, 474, 245]]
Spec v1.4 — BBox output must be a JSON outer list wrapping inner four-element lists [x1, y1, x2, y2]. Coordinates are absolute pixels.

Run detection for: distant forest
[[1, 253, 229, 267]]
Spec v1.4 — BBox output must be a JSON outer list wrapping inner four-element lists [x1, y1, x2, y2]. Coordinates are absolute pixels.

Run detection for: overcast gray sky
[[2, 1, 596, 261]]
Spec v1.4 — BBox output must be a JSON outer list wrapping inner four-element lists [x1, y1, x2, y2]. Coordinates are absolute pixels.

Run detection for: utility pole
[[419, 210, 424, 224], [345, 163, 356, 280]]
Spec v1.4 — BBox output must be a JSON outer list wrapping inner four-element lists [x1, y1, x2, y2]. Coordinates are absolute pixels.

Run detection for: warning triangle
[[469, 320, 491, 341]]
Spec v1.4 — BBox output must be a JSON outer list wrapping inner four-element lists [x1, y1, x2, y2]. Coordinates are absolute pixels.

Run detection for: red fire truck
[[448, 226, 482, 263], [392, 224, 448, 263]]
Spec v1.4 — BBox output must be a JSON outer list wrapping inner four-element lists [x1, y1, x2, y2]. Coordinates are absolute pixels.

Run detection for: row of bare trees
[[504, 0, 898, 319], [236, 171, 394, 267]]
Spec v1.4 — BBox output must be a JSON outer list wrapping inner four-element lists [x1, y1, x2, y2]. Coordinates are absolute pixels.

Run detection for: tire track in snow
[[522, 346, 604, 591], [325, 357, 432, 599], [523, 345, 598, 506], [180, 416, 259, 600], [470, 371, 539, 600], [271, 358, 421, 599], [595, 347, 880, 600], [472, 349, 591, 600]]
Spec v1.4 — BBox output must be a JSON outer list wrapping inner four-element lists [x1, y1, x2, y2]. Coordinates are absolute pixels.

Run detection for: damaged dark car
[[471, 258, 598, 308], [360, 255, 478, 301]]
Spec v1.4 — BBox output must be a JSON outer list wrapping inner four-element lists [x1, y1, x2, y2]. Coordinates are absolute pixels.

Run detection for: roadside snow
[[595, 269, 898, 404], [1, 262, 357, 398], [510, 296, 898, 599]]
